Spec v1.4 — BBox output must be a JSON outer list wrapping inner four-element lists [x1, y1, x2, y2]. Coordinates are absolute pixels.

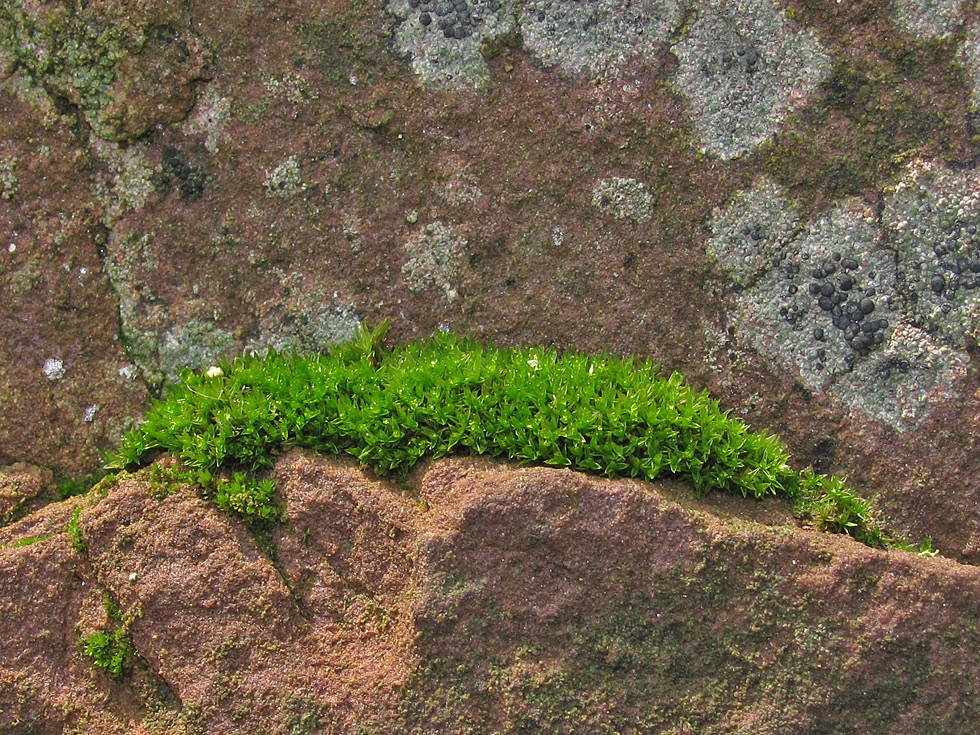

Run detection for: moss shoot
[[108, 322, 926, 550]]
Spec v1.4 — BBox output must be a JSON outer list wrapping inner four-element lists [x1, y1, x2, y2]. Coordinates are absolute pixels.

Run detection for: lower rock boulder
[[1, 452, 978, 733]]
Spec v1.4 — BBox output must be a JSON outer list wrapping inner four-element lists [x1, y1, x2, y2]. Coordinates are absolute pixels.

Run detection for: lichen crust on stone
[[402, 220, 467, 301], [388, 0, 517, 88], [671, 0, 830, 160], [710, 174, 976, 430], [706, 178, 800, 288], [518, 0, 681, 77], [591, 176, 653, 224], [891, 0, 965, 40], [388, 0, 681, 88]]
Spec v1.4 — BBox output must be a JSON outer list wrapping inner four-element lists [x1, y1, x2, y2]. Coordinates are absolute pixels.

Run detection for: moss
[[65, 506, 85, 554], [107, 322, 918, 549], [79, 592, 132, 679]]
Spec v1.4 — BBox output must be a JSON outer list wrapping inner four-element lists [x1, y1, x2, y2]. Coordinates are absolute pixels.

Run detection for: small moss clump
[[108, 323, 918, 550], [80, 592, 131, 678]]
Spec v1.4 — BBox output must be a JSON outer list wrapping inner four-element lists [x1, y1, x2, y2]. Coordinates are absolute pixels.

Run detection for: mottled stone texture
[[2, 454, 980, 733], [4, 0, 980, 716]]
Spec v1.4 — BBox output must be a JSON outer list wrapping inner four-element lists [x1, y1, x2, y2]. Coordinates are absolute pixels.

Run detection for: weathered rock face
[[3, 0, 980, 561], [2, 453, 979, 733]]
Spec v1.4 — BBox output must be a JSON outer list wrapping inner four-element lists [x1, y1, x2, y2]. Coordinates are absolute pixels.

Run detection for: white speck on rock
[[43, 359, 65, 381]]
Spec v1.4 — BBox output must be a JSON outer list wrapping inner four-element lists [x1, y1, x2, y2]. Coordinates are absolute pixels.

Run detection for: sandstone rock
[[1, 453, 978, 732]]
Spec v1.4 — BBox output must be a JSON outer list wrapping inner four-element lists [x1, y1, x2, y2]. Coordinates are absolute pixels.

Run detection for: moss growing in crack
[[109, 322, 912, 549], [66, 506, 86, 554], [80, 592, 132, 679]]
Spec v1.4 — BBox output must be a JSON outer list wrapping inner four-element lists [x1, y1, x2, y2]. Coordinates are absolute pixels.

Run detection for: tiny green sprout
[[81, 627, 130, 678]]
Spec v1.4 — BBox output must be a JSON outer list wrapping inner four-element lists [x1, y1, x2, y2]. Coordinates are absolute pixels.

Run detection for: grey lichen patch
[[891, 0, 964, 39], [246, 289, 362, 356], [518, 0, 681, 77], [157, 320, 236, 385], [43, 359, 66, 381], [591, 177, 653, 224], [671, 0, 830, 160], [91, 140, 156, 221], [706, 179, 800, 287], [738, 206, 901, 392], [264, 156, 306, 198], [835, 322, 968, 427], [388, 0, 680, 87], [181, 84, 232, 155], [883, 160, 980, 350], [388, 0, 516, 89], [402, 220, 467, 301], [711, 178, 971, 429]]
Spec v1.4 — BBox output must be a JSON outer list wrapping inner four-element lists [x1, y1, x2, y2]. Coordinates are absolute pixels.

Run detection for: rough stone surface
[[2, 453, 980, 732], [5, 0, 980, 715]]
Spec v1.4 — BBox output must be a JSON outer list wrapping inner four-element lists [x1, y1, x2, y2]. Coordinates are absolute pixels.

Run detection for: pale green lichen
[[181, 84, 232, 155], [0, 156, 18, 200], [264, 156, 305, 197], [402, 221, 467, 301], [91, 140, 156, 221], [262, 71, 319, 104], [591, 177, 653, 224], [671, 0, 830, 159]]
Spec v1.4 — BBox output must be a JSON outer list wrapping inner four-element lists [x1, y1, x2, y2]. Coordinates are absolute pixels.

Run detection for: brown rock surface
[[2, 0, 980, 562], [1, 451, 978, 733]]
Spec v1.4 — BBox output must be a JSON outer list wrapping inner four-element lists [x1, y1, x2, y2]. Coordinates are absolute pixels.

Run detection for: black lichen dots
[[930, 274, 946, 293], [155, 147, 206, 200], [420, 12, 432, 25]]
